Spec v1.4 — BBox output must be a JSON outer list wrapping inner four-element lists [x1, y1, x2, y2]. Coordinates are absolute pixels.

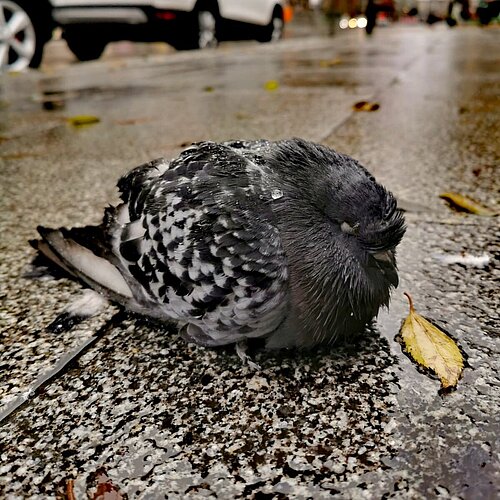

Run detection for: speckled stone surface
[[1, 26, 499, 499]]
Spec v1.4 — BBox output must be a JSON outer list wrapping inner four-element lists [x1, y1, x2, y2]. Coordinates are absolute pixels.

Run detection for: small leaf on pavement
[[353, 101, 380, 111], [66, 479, 76, 500], [264, 80, 279, 91], [87, 468, 124, 500], [400, 293, 464, 390], [319, 58, 342, 67], [67, 115, 101, 127], [439, 192, 497, 216]]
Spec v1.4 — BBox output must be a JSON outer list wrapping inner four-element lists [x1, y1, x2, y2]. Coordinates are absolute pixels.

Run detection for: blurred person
[[366, 0, 377, 33], [322, 0, 353, 34], [477, 0, 500, 24], [365, 0, 397, 33], [445, 0, 471, 25]]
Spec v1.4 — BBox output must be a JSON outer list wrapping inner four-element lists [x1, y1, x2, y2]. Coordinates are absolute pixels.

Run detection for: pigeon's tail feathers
[[29, 236, 75, 278], [32, 226, 133, 300]]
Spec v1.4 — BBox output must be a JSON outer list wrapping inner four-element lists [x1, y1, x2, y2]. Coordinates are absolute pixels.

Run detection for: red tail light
[[155, 11, 176, 21]]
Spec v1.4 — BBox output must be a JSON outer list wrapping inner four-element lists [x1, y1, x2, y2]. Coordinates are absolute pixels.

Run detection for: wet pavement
[[1, 25, 499, 499]]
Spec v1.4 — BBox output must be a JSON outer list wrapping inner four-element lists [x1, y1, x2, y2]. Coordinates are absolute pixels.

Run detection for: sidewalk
[[0, 25, 498, 498]]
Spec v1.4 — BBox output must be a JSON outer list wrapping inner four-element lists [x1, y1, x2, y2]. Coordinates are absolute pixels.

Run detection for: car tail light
[[283, 5, 294, 23], [155, 11, 176, 21]]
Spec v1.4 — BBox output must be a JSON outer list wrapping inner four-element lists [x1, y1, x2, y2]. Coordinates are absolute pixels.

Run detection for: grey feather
[[31, 139, 405, 349]]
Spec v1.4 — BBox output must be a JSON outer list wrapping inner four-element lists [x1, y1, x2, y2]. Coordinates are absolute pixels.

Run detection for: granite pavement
[[0, 25, 499, 499]]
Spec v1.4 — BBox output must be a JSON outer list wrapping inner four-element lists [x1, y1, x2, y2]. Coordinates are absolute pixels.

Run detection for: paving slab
[[0, 25, 498, 499]]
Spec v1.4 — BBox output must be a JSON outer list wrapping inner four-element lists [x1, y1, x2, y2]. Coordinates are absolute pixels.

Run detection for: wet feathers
[[32, 139, 406, 349]]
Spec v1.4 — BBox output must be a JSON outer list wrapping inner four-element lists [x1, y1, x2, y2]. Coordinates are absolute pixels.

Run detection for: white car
[[0, 0, 289, 71]]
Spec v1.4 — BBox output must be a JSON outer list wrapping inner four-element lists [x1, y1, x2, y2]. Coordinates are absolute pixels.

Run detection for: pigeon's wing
[[29, 157, 172, 307], [111, 142, 290, 345]]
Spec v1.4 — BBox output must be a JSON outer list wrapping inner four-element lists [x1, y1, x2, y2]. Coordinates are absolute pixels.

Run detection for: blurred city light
[[357, 16, 368, 28], [339, 17, 349, 29], [339, 15, 368, 30]]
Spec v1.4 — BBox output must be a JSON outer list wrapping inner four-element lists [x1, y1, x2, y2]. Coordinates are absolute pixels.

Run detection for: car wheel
[[257, 8, 284, 43], [172, 7, 219, 50], [64, 27, 107, 62], [197, 10, 218, 49], [0, 0, 50, 71]]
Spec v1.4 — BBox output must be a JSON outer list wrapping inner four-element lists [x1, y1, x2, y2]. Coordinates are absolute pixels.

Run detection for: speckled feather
[[107, 141, 289, 346], [32, 139, 406, 349]]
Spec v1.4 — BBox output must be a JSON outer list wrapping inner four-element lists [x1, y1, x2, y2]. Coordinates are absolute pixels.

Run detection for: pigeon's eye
[[340, 221, 360, 235]]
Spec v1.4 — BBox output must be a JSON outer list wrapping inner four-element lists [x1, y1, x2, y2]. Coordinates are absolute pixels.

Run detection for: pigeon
[[31, 138, 405, 357]]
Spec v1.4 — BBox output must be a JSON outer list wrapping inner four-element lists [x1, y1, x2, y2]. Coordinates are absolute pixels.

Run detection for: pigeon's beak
[[372, 250, 399, 287]]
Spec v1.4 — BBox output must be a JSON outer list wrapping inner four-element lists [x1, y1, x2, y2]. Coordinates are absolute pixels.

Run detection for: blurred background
[[1, 0, 498, 72]]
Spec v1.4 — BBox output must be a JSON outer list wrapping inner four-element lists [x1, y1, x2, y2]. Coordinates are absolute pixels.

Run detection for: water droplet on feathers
[[271, 189, 283, 200]]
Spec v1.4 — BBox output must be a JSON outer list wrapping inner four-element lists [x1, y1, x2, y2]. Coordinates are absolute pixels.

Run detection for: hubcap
[[271, 16, 284, 41], [198, 11, 217, 49], [0, 0, 36, 71]]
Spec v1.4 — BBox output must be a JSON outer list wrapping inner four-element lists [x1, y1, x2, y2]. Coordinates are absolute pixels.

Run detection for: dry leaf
[[66, 479, 76, 500], [264, 80, 279, 91], [439, 192, 497, 216], [88, 468, 124, 500], [353, 101, 380, 112], [319, 58, 342, 67], [67, 115, 100, 127], [42, 99, 66, 111], [400, 293, 464, 390]]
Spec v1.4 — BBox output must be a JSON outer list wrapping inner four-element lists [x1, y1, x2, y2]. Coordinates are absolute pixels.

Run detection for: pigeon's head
[[318, 155, 406, 291], [269, 139, 406, 346]]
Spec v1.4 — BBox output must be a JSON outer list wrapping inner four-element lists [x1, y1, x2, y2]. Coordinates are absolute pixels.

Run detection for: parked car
[[476, 0, 500, 23], [0, 0, 290, 71]]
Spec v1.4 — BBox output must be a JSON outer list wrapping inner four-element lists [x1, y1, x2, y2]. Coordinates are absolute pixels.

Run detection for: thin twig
[[0, 310, 127, 426]]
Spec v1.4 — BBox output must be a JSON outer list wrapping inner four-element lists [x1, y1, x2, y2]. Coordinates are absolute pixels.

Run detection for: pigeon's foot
[[236, 341, 261, 371], [47, 289, 108, 333]]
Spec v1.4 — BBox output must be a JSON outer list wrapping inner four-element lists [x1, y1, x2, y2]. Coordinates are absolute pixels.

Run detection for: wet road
[[1, 25, 499, 498]]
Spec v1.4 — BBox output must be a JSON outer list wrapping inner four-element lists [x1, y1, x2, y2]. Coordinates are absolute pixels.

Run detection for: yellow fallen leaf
[[264, 80, 279, 91], [353, 101, 380, 112], [400, 293, 464, 390], [203, 85, 215, 92], [439, 192, 497, 216], [67, 115, 100, 127]]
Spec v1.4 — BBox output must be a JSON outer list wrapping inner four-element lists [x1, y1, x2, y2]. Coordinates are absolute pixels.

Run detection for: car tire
[[257, 7, 284, 43], [64, 27, 107, 62], [0, 0, 52, 71], [172, 5, 219, 50]]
